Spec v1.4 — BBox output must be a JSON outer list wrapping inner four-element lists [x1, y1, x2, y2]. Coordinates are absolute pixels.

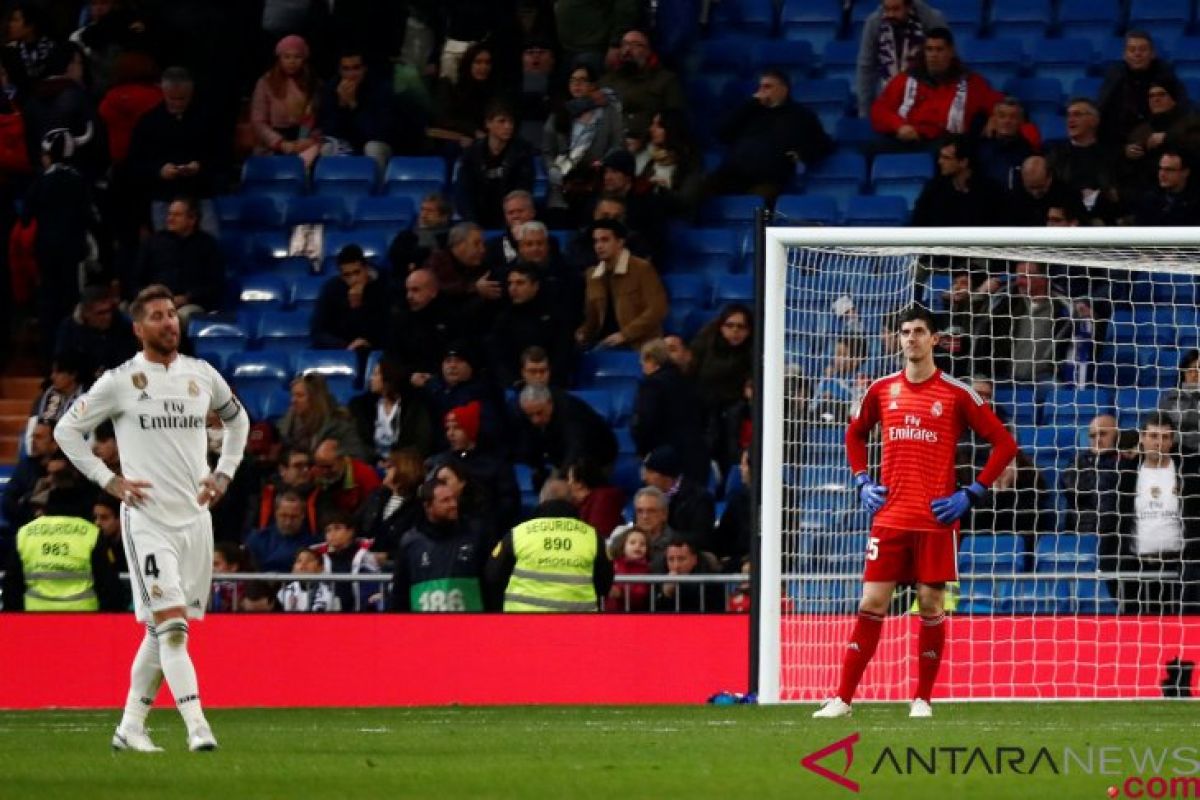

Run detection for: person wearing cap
[[642, 445, 715, 550], [454, 99, 535, 229], [598, 27, 685, 141], [251, 35, 320, 167], [487, 263, 570, 391], [133, 195, 225, 327], [311, 243, 389, 357], [575, 218, 668, 351], [710, 67, 833, 200], [484, 498, 613, 612], [429, 400, 520, 530], [422, 343, 499, 451]]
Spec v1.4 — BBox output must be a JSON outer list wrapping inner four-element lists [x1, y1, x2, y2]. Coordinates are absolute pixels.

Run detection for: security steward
[[485, 499, 613, 612], [2, 488, 122, 611]]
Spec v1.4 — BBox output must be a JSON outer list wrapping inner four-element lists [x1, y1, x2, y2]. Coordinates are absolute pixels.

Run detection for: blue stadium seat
[[1045, 386, 1116, 427], [263, 255, 317, 282], [709, 0, 776, 36], [994, 383, 1040, 425], [662, 274, 712, 306], [803, 151, 868, 207], [241, 156, 306, 198], [290, 274, 328, 309], [1036, 533, 1100, 572], [833, 117, 876, 151], [792, 78, 852, 131], [320, 230, 388, 265], [313, 156, 378, 197], [571, 389, 616, 425], [189, 318, 249, 341], [1056, 0, 1120, 41], [1115, 386, 1162, 427], [227, 351, 292, 392], [237, 275, 289, 310], [669, 252, 737, 280], [870, 152, 934, 209], [955, 38, 1026, 86], [216, 194, 283, 230], [1010, 578, 1060, 615], [1030, 111, 1067, 143], [614, 426, 637, 455], [779, 0, 843, 51], [235, 386, 272, 421], [678, 227, 740, 257], [1029, 38, 1095, 87], [1070, 76, 1103, 101], [936, 0, 985, 37], [283, 195, 347, 227], [843, 195, 909, 226], [1004, 77, 1065, 117], [1164, 36, 1200, 82], [578, 347, 643, 384], [775, 194, 838, 226], [192, 340, 244, 372], [819, 40, 859, 83], [1062, 578, 1119, 614], [1128, 0, 1192, 45], [595, 378, 638, 426], [255, 310, 312, 353], [749, 39, 816, 75], [351, 195, 414, 232], [292, 349, 358, 380], [611, 453, 644, 496], [664, 304, 704, 339], [712, 274, 753, 306], [990, 0, 1052, 50], [698, 195, 763, 227], [383, 156, 446, 195], [959, 577, 1015, 614], [958, 534, 1027, 574], [513, 463, 538, 511], [363, 350, 384, 388]]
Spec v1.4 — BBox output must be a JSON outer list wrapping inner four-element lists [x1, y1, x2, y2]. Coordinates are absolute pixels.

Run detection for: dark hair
[[483, 98, 514, 122], [1142, 411, 1176, 432], [836, 336, 867, 360], [664, 535, 699, 555], [433, 460, 469, 486], [94, 420, 115, 441], [1047, 192, 1086, 223], [130, 284, 174, 321], [171, 195, 200, 219], [373, 354, 407, 400], [94, 493, 120, 515], [938, 133, 974, 165], [417, 478, 445, 504], [566, 458, 606, 489], [321, 510, 355, 530], [895, 305, 938, 333], [520, 345, 549, 367], [457, 42, 494, 85], [336, 244, 365, 266], [760, 67, 790, 90], [508, 262, 540, 283], [1161, 148, 1191, 171], [925, 26, 954, 45], [591, 218, 628, 240], [50, 351, 88, 384], [276, 489, 306, 506], [214, 542, 251, 571], [1181, 349, 1200, 374], [650, 108, 696, 165]]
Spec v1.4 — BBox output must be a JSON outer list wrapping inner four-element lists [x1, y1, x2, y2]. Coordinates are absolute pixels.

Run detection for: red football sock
[[836, 611, 885, 704], [915, 612, 947, 702]]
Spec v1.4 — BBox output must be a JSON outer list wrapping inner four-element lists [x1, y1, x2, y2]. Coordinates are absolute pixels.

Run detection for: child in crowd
[[311, 513, 384, 612], [605, 528, 651, 612], [277, 548, 335, 612]]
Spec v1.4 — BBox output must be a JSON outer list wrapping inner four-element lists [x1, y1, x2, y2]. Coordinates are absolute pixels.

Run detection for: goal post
[[757, 226, 1200, 704]]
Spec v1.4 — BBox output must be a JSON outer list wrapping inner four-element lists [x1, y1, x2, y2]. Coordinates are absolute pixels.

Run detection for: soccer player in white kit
[[55, 285, 249, 752]]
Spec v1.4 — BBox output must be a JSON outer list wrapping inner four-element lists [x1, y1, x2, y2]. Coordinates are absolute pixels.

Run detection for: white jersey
[[55, 352, 250, 531]]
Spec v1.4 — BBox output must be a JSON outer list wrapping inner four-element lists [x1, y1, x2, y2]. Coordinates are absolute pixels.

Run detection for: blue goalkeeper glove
[[855, 473, 888, 514], [930, 482, 986, 524]]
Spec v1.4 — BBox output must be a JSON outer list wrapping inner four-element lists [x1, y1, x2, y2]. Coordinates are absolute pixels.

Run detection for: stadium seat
[[383, 156, 446, 195], [870, 152, 934, 209], [290, 274, 328, 309], [843, 195, 908, 226], [1004, 77, 1065, 117], [192, 341, 243, 372], [1029, 38, 1095, 88], [989, 0, 1052, 50], [351, 195, 414, 232], [958, 577, 1015, 614], [749, 39, 816, 75], [1153, 272, 1199, 305], [595, 378, 638, 426], [803, 151, 867, 208], [833, 117, 876, 152], [818, 40, 859, 84], [579, 349, 642, 383], [1056, 0, 1120, 41], [571, 389, 616, 425], [1115, 386, 1161, 428], [292, 349, 358, 383], [791, 78, 852, 132], [235, 385, 272, 421], [321, 231, 388, 266], [237, 275, 289, 310], [227, 351, 292, 393], [936, 0, 985, 37], [283, 195, 347, 227], [663, 273, 712, 306], [698, 195, 763, 227], [1036, 533, 1100, 573], [709, 0, 775, 36], [712, 274, 753, 307], [1045, 386, 1116, 428], [241, 156, 306, 198], [255, 310, 312, 354], [1062, 578, 1120, 614], [994, 383, 1040, 425], [1030, 112, 1067, 144], [216, 194, 283, 230], [614, 426, 637, 455], [1128, 0, 1192, 45], [958, 534, 1027, 574], [678, 227, 740, 258], [1070, 76, 1103, 102], [313, 156, 378, 197], [611, 453, 645, 496], [779, 0, 843, 51], [664, 305, 704, 339], [775, 194, 838, 226], [1165, 36, 1200, 82], [189, 318, 249, 370], [513, 463, 539, 514], [1010, 578, 1059, 615], [955, 38, 1026, 86]]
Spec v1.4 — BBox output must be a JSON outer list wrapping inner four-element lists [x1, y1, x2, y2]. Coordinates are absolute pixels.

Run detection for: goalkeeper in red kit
[[814, 306, 1017, 719]]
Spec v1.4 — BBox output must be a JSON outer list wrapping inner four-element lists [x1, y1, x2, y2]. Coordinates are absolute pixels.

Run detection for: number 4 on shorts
[[144, 553, 160, 578]]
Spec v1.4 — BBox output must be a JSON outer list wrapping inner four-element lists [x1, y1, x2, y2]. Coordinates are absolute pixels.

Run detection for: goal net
[[757, 227, 1200, 703]]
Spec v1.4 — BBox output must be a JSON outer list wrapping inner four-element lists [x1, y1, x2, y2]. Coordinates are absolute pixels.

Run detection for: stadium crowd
[[0, 0, 1196, 613]]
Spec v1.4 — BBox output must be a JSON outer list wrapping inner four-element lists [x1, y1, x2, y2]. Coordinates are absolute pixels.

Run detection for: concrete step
[[0, 399, 29, 415], [0, 377, 42, 398], [0, 416, 27, 436], [0, 436, 19, 462]]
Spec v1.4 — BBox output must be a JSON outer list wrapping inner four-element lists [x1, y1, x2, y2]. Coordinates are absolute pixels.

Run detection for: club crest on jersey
[[70, 399, 87, 418], [132, 372, 148, 390], [931, 401, 943, 417], [1151, 486, 1162, 499], [187, 380, 199, 397], [150, 585, 163, 600], [889, 384, 901, 398]]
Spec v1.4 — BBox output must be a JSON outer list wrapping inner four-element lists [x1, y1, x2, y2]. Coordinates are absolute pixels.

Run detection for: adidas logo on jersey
[[921, 649, 939, 660], [888, 401, 899, 410], [137, 391, 151, 401], [847, 642, 860, 652]]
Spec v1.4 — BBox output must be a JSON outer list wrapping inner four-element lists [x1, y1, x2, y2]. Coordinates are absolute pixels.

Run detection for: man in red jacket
[[871, 27, 1002, 146], [309, 437, 381, 529]]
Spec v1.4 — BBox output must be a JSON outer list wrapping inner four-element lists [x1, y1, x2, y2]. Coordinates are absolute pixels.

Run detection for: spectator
[[856, 0, 947, 118], [387, 192, 451, 276], [604, 526, 651, 612], [316, 48, 393, 170], [515, 345, 555, 392], [429, 401, 520, 531], [591, 150, 664, 259], [912, 134, 1006, 227], [517, 38, 560, 147], [653, 536, 724, 613], [639, 109, 702, 218], [959, 449, 1046, 552], [973, 261, 1074, 382], [689, 304, 754, 428], [1160, 349, 1200, 455], [348, 354, 434, 464], [1123, 79, 1200, 193], [1008, 155, 1070, 226], [312, 511, 384, 612], [96, 52, 161, 166], [24, 128, 94, 360], [277, 373, 369, 461], [5, 3, 59, 86], [516, 220, 583, 331], [123, 66, 223, 230], [70, 1, 149, 95], [425, 222, 499, 314], [977, 97, 1038, 192], [454, 101, 535, 229], [310, 437, 383, 525], [133, 196, 224, 325], [1061, 413, 1122, 535], [566, 193, 655, 271], [932, 271, 982, 378], [276, 548, 335, 612], [485, 191, 539, 272], [543, 61, 622, 213], [487, 263, 570, 391], [392, 480, 489, 612], [514, 383, 618, 486], [610, 485, 679, 569], [599, 27, 685, 139], [642, 445, 715, 549], [807, 337, 869, 423], [310, 244, 389, 355], [91, 493, 131, 607], [208, 542, 251, 612], [22, 43, 106, 182], [1098, 31, 1186, 147], [664, 334, 694, 374], [253, 447, 315, 530], [422, 344, 500, 451], [484, 498, 612, 612], [91, 420, 120, 477], [555, 0, 637, 65], [356, 447, 426, 558], [713, 450, 753, 565], [1108, 413, 1200, 615], [430, 459, 498, 540], [2, 487, 123, 611], [1045, 99, 1119, 224], [1133, 150, 1200, 226], [251, 35, 320, 168], [26, 352, 86, 449], [388, 268, 461, 383], [575, 219, 668, 351], [631, 338, 708, 482], [1, 419, 58, 534], [870, 27, 1002, 147], [566, 458, 626, 540], [430, 42, 499, 147], [245, 490, 319, 574], [716, 378, 753, 479], [710, 68, 834, 199]]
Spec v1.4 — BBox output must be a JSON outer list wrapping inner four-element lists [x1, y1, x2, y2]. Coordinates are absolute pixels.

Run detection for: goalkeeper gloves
[[930, 482, 986, 524], [855, 473, 888, 514]]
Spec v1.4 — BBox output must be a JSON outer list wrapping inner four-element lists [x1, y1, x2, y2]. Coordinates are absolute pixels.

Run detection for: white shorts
[[122, 506, 213, 623]]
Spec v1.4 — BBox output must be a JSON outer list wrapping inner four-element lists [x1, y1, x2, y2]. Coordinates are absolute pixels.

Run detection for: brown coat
[[578, 249, 668, 348]]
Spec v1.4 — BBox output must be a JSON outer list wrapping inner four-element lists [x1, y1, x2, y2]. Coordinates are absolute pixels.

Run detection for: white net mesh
[[760, 230, 1200, 703]]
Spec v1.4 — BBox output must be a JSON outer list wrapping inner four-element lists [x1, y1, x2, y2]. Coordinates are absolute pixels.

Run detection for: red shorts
[[861, 525, 959, 585]]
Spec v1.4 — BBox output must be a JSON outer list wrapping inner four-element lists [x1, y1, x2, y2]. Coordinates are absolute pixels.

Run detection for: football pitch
[[1, 703, 1196, 800]]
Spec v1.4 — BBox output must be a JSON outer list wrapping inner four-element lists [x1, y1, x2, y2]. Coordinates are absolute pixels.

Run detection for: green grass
[[0, 703, 1196, 799]]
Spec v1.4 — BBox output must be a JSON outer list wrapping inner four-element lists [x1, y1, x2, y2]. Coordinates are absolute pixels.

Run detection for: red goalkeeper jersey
[[846, 369, 1017, 531]]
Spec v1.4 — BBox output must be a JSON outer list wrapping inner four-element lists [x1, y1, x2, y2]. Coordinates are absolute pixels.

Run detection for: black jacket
[[388, 295, 461, 377], [1060, 449, 1122, 536], [1107, 455, 1200, 572], [391, 515, 489, 611], [311, 275, 390, 350], [486, 293, 570, 390], [355, 487, 423, 557], [630, 364, 708, 483], [513, 390, 617, 484], [125, 100, 223, 199], [912, 173, 1007, 228], [347, 391, 435, 462], [135, 229, 225, 309], [667, 478, 716, 548], [453, 136, 535, 229], [718, 98, 833, 185], [427, 447, 520, 532]]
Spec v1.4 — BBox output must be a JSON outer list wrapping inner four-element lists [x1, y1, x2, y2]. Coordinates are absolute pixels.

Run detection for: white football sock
[[118, 624, 162, 733], [156, 619, 208, 733]]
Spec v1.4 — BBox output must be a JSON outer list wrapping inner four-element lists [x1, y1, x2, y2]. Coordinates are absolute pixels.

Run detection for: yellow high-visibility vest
[[16, 516, 100, 611], [504, 517, 598, 612]]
